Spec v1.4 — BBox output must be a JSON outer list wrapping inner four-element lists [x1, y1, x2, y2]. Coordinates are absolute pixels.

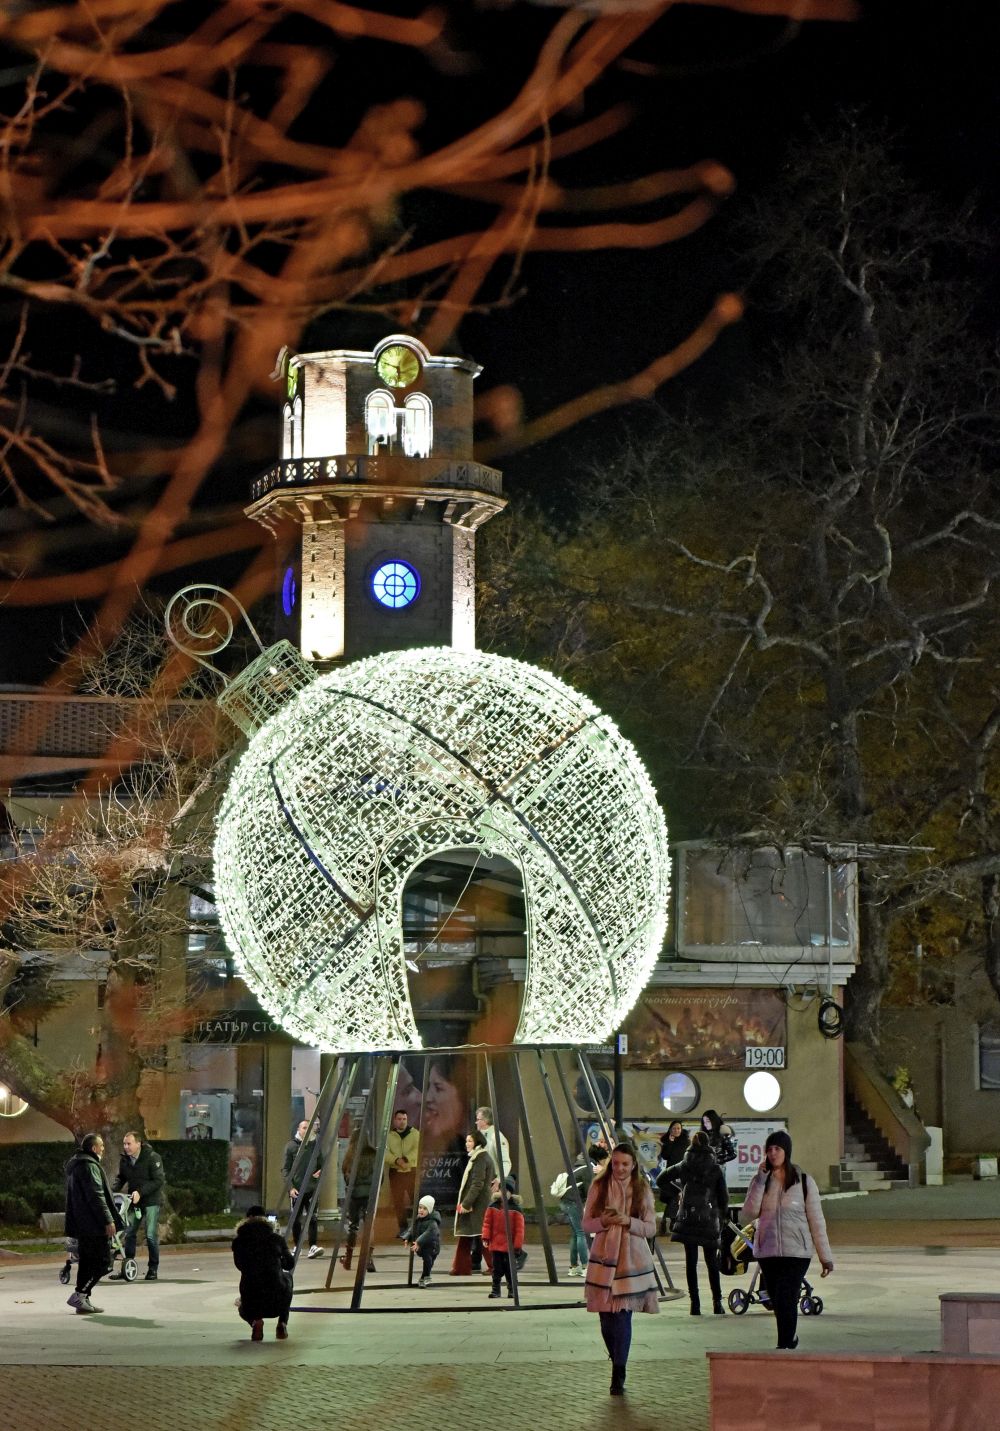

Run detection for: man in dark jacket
[[282, 1119, 324, 1258], [111, 1130, 166, 1281], [65, 1133, 125, 1314]]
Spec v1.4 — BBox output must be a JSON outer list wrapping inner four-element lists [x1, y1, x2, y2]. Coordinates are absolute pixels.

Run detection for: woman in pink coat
[[582, 1142, 658, 1396]]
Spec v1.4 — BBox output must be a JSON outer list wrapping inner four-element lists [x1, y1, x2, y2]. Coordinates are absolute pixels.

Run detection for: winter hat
[[417, 1195, 435, 1214], [764, 1130, 792, 1161]]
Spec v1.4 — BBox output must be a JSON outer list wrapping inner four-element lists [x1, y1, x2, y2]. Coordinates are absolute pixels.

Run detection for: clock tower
[[247, 334, 505, 663]]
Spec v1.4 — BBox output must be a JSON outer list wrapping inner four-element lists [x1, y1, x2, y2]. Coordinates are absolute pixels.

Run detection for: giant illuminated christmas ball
[[214, 646, 669, 1051]]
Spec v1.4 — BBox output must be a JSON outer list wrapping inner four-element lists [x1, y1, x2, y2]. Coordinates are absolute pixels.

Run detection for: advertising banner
[[581, 1117, 788, 1192], [622, 988, 787, 1071]]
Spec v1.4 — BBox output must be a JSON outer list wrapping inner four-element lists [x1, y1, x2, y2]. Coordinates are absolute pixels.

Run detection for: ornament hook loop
[[164, 584, 264, 678]]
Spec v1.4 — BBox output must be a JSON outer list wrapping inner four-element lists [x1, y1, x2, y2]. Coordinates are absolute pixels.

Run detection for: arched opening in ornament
[[402, 847, 525, 1047]]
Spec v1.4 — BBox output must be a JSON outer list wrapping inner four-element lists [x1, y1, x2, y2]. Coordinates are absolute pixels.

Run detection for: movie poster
[[622, 988, 787, 1070]]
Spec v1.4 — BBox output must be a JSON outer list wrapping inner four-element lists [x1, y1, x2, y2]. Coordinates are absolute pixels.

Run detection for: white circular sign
[[743, 1071, 782, 1112]]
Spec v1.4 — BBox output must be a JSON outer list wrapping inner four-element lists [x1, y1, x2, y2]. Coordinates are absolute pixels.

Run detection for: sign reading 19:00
[[744, 1046, 785, 1068]]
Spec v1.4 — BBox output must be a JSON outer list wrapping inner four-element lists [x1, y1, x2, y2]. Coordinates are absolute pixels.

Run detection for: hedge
[[0, 1140, 229, 1214]]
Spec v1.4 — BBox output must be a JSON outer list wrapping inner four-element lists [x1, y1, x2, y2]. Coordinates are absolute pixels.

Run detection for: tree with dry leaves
[[0, 607, 237, 1142], [481, 115, 1000, 1045]]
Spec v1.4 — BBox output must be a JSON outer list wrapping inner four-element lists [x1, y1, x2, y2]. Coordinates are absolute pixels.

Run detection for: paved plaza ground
[[1, 1183, 997, 1431]]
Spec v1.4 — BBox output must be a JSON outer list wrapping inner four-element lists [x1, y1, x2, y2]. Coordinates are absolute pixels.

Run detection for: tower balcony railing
[[249, 453, 503, 505]]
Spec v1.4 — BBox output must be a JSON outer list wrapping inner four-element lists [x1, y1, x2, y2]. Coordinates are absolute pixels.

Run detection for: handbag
[[550, 1171, 570, 1198]]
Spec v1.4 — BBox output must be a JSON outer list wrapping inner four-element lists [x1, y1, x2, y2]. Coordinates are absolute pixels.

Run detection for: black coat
[[406, 1209, 441, 1252], [65, 1150, 126, 1240], [232, 1218, 294, 1320], [670, 1145, 729, 1249], [113, 1143, 166, 1208]]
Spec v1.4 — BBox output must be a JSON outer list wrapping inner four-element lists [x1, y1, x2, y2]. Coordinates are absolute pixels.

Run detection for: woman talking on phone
[[740, 1130, 833, 1350]]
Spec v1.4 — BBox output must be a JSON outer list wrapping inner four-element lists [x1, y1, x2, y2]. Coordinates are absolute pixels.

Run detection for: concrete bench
[[941, 1292, 1000, 1355], [708, 1350, 1000, 1430]]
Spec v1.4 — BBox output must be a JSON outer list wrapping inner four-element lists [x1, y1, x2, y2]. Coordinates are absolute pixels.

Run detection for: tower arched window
[[291, 396, 303, 459], [282, 403, 293, 459], [366, 390, 397, 454], [402, 392, 433, 458]]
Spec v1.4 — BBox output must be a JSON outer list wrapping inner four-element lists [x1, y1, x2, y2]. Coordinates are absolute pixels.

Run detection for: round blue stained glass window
[[371, 560, 420, 609], [281, 566, 298, 617]]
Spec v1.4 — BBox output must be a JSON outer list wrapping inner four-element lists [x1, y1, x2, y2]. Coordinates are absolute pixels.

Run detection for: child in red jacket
[[482, 1180, 525, 1299]]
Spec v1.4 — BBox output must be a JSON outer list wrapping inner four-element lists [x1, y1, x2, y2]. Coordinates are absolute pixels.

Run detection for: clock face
[[376, 343, 421, 389]]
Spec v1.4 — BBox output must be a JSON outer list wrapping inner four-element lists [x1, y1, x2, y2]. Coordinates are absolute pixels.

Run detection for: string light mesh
[[214, 647, 670, 1050]]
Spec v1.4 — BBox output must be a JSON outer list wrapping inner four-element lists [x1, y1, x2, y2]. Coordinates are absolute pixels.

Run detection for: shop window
[[979, 1023, 1000, 1090], [679, 845, 856, 957]]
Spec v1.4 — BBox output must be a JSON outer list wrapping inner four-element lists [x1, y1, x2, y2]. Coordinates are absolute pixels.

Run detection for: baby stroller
[[720, 1214, 825, 1318], [58, 1192, 140, 1285]]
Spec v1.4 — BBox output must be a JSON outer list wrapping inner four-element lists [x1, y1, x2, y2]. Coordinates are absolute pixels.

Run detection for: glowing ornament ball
[[214, 646, 670, 1051]]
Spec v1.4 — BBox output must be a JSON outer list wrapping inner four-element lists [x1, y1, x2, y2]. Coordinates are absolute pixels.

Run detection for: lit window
[[371, 560, 420, 609], [402, 393, 432, 458], [282, 566, 297, 618], [743, 1071, 781, 1111], [660, 1072, 700, 1114], [0, 1084, 27, 1117], [366, 390, 396, 453], [291, 397, 302, 459]]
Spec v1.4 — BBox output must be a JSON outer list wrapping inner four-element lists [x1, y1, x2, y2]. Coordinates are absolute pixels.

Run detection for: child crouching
[[407, 1195, 441, 1287], [482, 1180, 525, 1299], [231, 1205, 294, 1341]]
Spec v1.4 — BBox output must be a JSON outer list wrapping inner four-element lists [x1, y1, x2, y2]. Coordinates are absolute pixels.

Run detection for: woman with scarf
[[450, 1129, 495, 1276], [582, 1141, 658, 1397]]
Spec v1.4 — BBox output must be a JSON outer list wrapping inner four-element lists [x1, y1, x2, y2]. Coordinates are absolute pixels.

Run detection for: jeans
[[684, 1242, 721, 1307], [491, 1250, 513, 1293], [123, 1204, 160, 1272], [562, 1199, 589, 1268], [388, 1170, 415, 1232], [598, 1310, 633, 1367], [418, 1246, 438, 1279], [758, 1255, 810, 1348], [292, 1189, 319, 1248], [76, 1234, 112, 1296]]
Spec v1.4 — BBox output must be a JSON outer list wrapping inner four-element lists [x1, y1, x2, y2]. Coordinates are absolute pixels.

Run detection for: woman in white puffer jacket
[[741, 1129, 834, 1350]]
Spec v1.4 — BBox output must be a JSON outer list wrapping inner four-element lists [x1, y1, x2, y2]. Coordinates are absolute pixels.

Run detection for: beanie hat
[[764, 1129, 792, 1161], [418, 1194, 435, 1213]]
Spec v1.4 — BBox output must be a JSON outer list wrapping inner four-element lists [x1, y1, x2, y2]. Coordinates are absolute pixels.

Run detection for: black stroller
[[720, 1213, 825, 1318], [59, 1192, 140, 1285]]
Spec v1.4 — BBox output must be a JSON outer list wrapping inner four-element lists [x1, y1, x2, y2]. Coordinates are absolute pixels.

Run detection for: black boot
[[689, 1297, 701, 1316], [610, 1365, 626, 1396], [713, 1299, 725, 1314]]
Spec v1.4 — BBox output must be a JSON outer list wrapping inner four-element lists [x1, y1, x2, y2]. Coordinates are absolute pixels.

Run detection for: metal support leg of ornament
[[576, 1049, 675, 1296], [507, 1050, 558, 1286], [534, 1049, 588, 1286], [403, 1053, 430, 1289], [350, 1056, 401, 1310], [281, 1054, 353, 1268], [324, 1055, 365, 1289], [483, 1051, 520, 1305]]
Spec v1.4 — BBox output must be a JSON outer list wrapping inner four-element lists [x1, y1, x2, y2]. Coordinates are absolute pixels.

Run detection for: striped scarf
[[585, 1174, 659, 1313]]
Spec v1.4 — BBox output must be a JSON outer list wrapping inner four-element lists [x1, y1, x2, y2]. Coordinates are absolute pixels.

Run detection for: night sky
[[1, 0, 997, 686]]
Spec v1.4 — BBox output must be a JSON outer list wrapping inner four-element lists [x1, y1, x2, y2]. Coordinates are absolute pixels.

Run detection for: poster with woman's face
[[397, 1052, 473, 1212]]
